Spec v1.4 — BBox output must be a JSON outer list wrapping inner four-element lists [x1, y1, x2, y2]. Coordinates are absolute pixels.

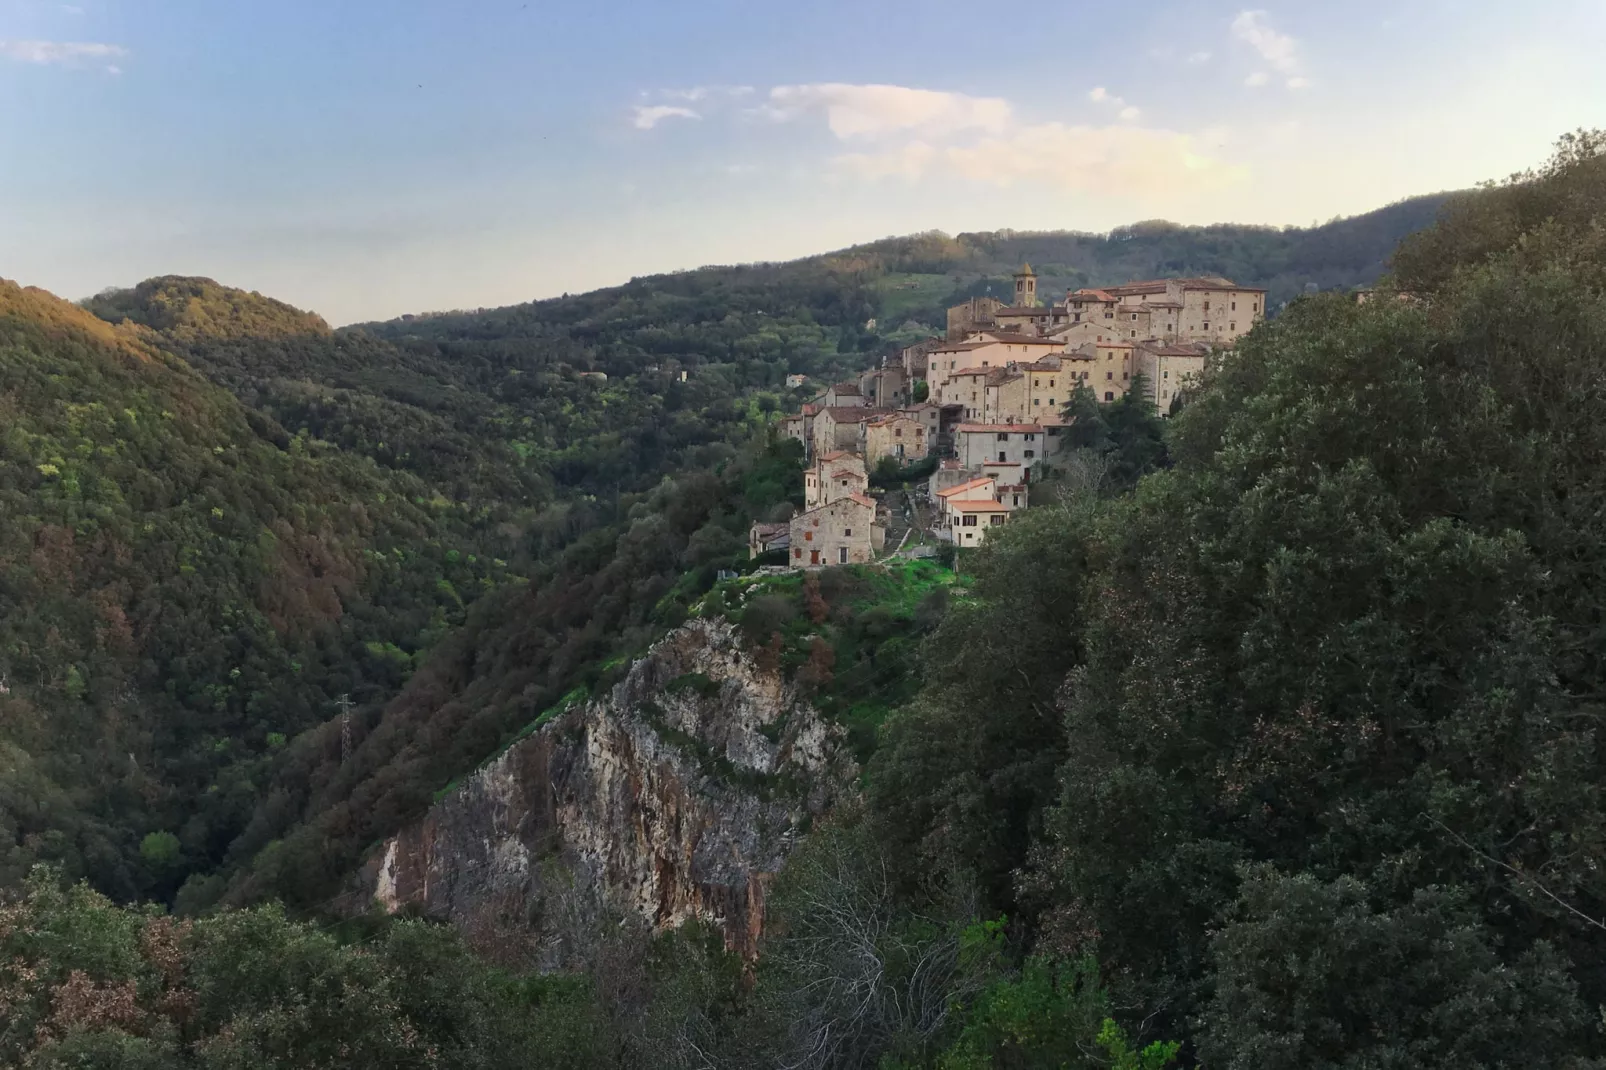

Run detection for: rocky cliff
[[350, 618, 853, 965]]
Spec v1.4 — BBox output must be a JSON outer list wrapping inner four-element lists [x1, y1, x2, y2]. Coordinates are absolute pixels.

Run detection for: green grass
[[874, 273, 957, 322]]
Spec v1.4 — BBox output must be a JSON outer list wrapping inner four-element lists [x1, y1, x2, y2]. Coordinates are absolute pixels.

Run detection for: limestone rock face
[[352, 618, 852, 965]]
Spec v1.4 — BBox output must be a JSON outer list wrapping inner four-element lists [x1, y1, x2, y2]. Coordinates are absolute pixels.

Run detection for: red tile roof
[[950, 499, 1012, 513], [937, 477, 997, 498]]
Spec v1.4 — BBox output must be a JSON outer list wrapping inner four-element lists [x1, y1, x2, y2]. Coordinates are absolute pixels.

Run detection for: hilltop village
[[753, 267, 1267, 566]]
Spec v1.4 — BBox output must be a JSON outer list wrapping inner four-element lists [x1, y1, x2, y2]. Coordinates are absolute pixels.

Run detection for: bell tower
[[1013, 263, 1038, 308]]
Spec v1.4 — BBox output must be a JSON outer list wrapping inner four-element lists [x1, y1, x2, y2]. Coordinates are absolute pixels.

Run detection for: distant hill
[[366, 192, 1454, 351]]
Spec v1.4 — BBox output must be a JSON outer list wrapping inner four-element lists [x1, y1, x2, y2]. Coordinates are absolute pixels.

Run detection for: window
[[1105, 391, 1114, 401], [1203, 322, 1209, 330], [1073, 312, 1081, 322], [1204, 300, 1211, 311], [804, 530, 813, 541], [1024, 433, 1036, 441], [1106, 371, 1113, 380], [1049, 379, 1055, 387], [996, 432, 1009, 441], [839, 547, 848, 563], [1131, 313, 1138, 321], [1033, 398, 1040, 406], [990, 514, 1006, 526], [962, 515, 978, 527], [1048, 397, 1055, 405], [1230, 322, 1236, 331], [794, 547, 802, 559], [1024, 449, 1035, 459], [1130, 330, 1137, 338], [998, 451, 1007, 463], [1163, 370, 1169, 379], [1012, 494, 1021, 506], [1103, 311, 1112, 319], [843, 527, 852, 537], [894, 428, 902, 438], [1033, 379, 1040, 387], [1231, 301, 1237, 311], [1122, 371, 1129, 380]]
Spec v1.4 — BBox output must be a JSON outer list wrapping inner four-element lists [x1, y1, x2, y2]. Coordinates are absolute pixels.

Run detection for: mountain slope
[[0, 279, 506, 900]]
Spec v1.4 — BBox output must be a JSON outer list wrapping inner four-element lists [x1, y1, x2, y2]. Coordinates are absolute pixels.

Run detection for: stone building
[[813, 407, 891, 458], [1133, 341, 1209, 414], [790, 494, 880, 567], [946, 296, 1003, 341], [804, 451, 868, 509], [864, 413, 928, 468], [954, 422, 1049, 470], [748, 521, 791, 559]]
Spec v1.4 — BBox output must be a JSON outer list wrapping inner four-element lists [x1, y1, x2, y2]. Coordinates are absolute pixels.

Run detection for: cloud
[[1232, 10, 1308, 88], [1187, 50, 1212, 64], [60, 4, 85, 14], [1088, 86, 1141, 122], [0, 39, 126, 65], [633, 104, 700, 130], [1245, 71, 1270, 87], [763, 83, 1012, 140], [660, 85, 753, 103], [835, 123, 1246, 196]]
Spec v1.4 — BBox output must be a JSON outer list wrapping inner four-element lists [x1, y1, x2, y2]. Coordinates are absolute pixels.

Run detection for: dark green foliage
[[0, 866, 615, 1068], [0, 282, 499, 902]]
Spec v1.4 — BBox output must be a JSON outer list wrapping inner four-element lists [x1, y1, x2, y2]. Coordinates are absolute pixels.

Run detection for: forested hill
[[365, 191, 1453, 349], [0, 279, 509, 904]]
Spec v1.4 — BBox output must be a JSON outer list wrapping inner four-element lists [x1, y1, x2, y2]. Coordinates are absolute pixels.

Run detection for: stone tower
[[1013, 263, 1038, 308]]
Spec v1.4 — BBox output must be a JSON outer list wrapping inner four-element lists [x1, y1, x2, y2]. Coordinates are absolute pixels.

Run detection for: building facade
[[790, 494, 879, 567]]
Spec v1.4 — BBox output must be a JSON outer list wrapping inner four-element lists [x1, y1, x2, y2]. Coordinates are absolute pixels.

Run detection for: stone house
[[946, 296, 1003, 341], [813, 407, 891, 458], [805, 451, 868, 509], [785, 374, 808, 389], [901, 337, 944, 382], [1064, 341, 1138, 402], [819, 382, 867, 408], [790, 493, 880, 567], [864, 414, 928, 468], [781, 413, 807, 449], [1133, 341, 1209, 414], [860, 364, 908, 408], [954, 423, 1048, 470], [748, 521, 791, 559]]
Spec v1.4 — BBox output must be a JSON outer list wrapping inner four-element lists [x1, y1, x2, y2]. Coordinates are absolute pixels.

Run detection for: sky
[[2, 0, 1604, 325]]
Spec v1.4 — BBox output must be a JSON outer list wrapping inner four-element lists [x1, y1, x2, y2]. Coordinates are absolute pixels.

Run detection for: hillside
[[0, 280, 507, 903], [369, 192, 1452, 352]]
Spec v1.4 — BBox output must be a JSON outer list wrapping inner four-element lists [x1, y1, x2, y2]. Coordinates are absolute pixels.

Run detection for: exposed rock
[[348, 618, 853, 967]]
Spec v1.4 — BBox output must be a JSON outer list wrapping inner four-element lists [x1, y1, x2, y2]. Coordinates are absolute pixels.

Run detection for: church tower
[[1013, 263, 1038, 308]]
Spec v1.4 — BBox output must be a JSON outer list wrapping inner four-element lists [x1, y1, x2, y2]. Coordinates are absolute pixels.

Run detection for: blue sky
[[3, 0, 1604, 324]]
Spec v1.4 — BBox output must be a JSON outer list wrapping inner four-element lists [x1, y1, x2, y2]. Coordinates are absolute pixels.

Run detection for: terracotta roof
[[1102, 276, 1267, 296], [831, 468, 865, 480], [979, 331, 1063, 345], [986, 369, 1022, 385], [832, 382, 862, 395], [802, 403, 820, 415], [950, 500, 1012, 513], [820, 407, 891, 423], [1068, 288, 1117, 302], [956, 423, 1045, 434], [818, 450, 856, 462], [932, 341, 992, 353], [937, 477, 997, 498], [751, 521, 789, 538], [994, 307, 1059, 317], [1143, 300, 1183, 309], [845, 492, 878, 509]]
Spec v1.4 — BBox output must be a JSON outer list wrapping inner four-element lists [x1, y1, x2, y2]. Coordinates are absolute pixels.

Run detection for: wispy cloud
[[1232, 10, 1307, 89], [837, 122, 1245, 196], [761, 83, 1012, 140], [0, 39, 126, 68], [633, 104, 700, 130], [659, 85, 753, 103], [1088, 86, 1141, 122], [629, 79, 1242, 199], [1187, 51, 1212, 64]]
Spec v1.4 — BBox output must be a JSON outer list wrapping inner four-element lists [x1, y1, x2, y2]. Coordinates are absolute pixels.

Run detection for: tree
[[912, 380, 930, 403]]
